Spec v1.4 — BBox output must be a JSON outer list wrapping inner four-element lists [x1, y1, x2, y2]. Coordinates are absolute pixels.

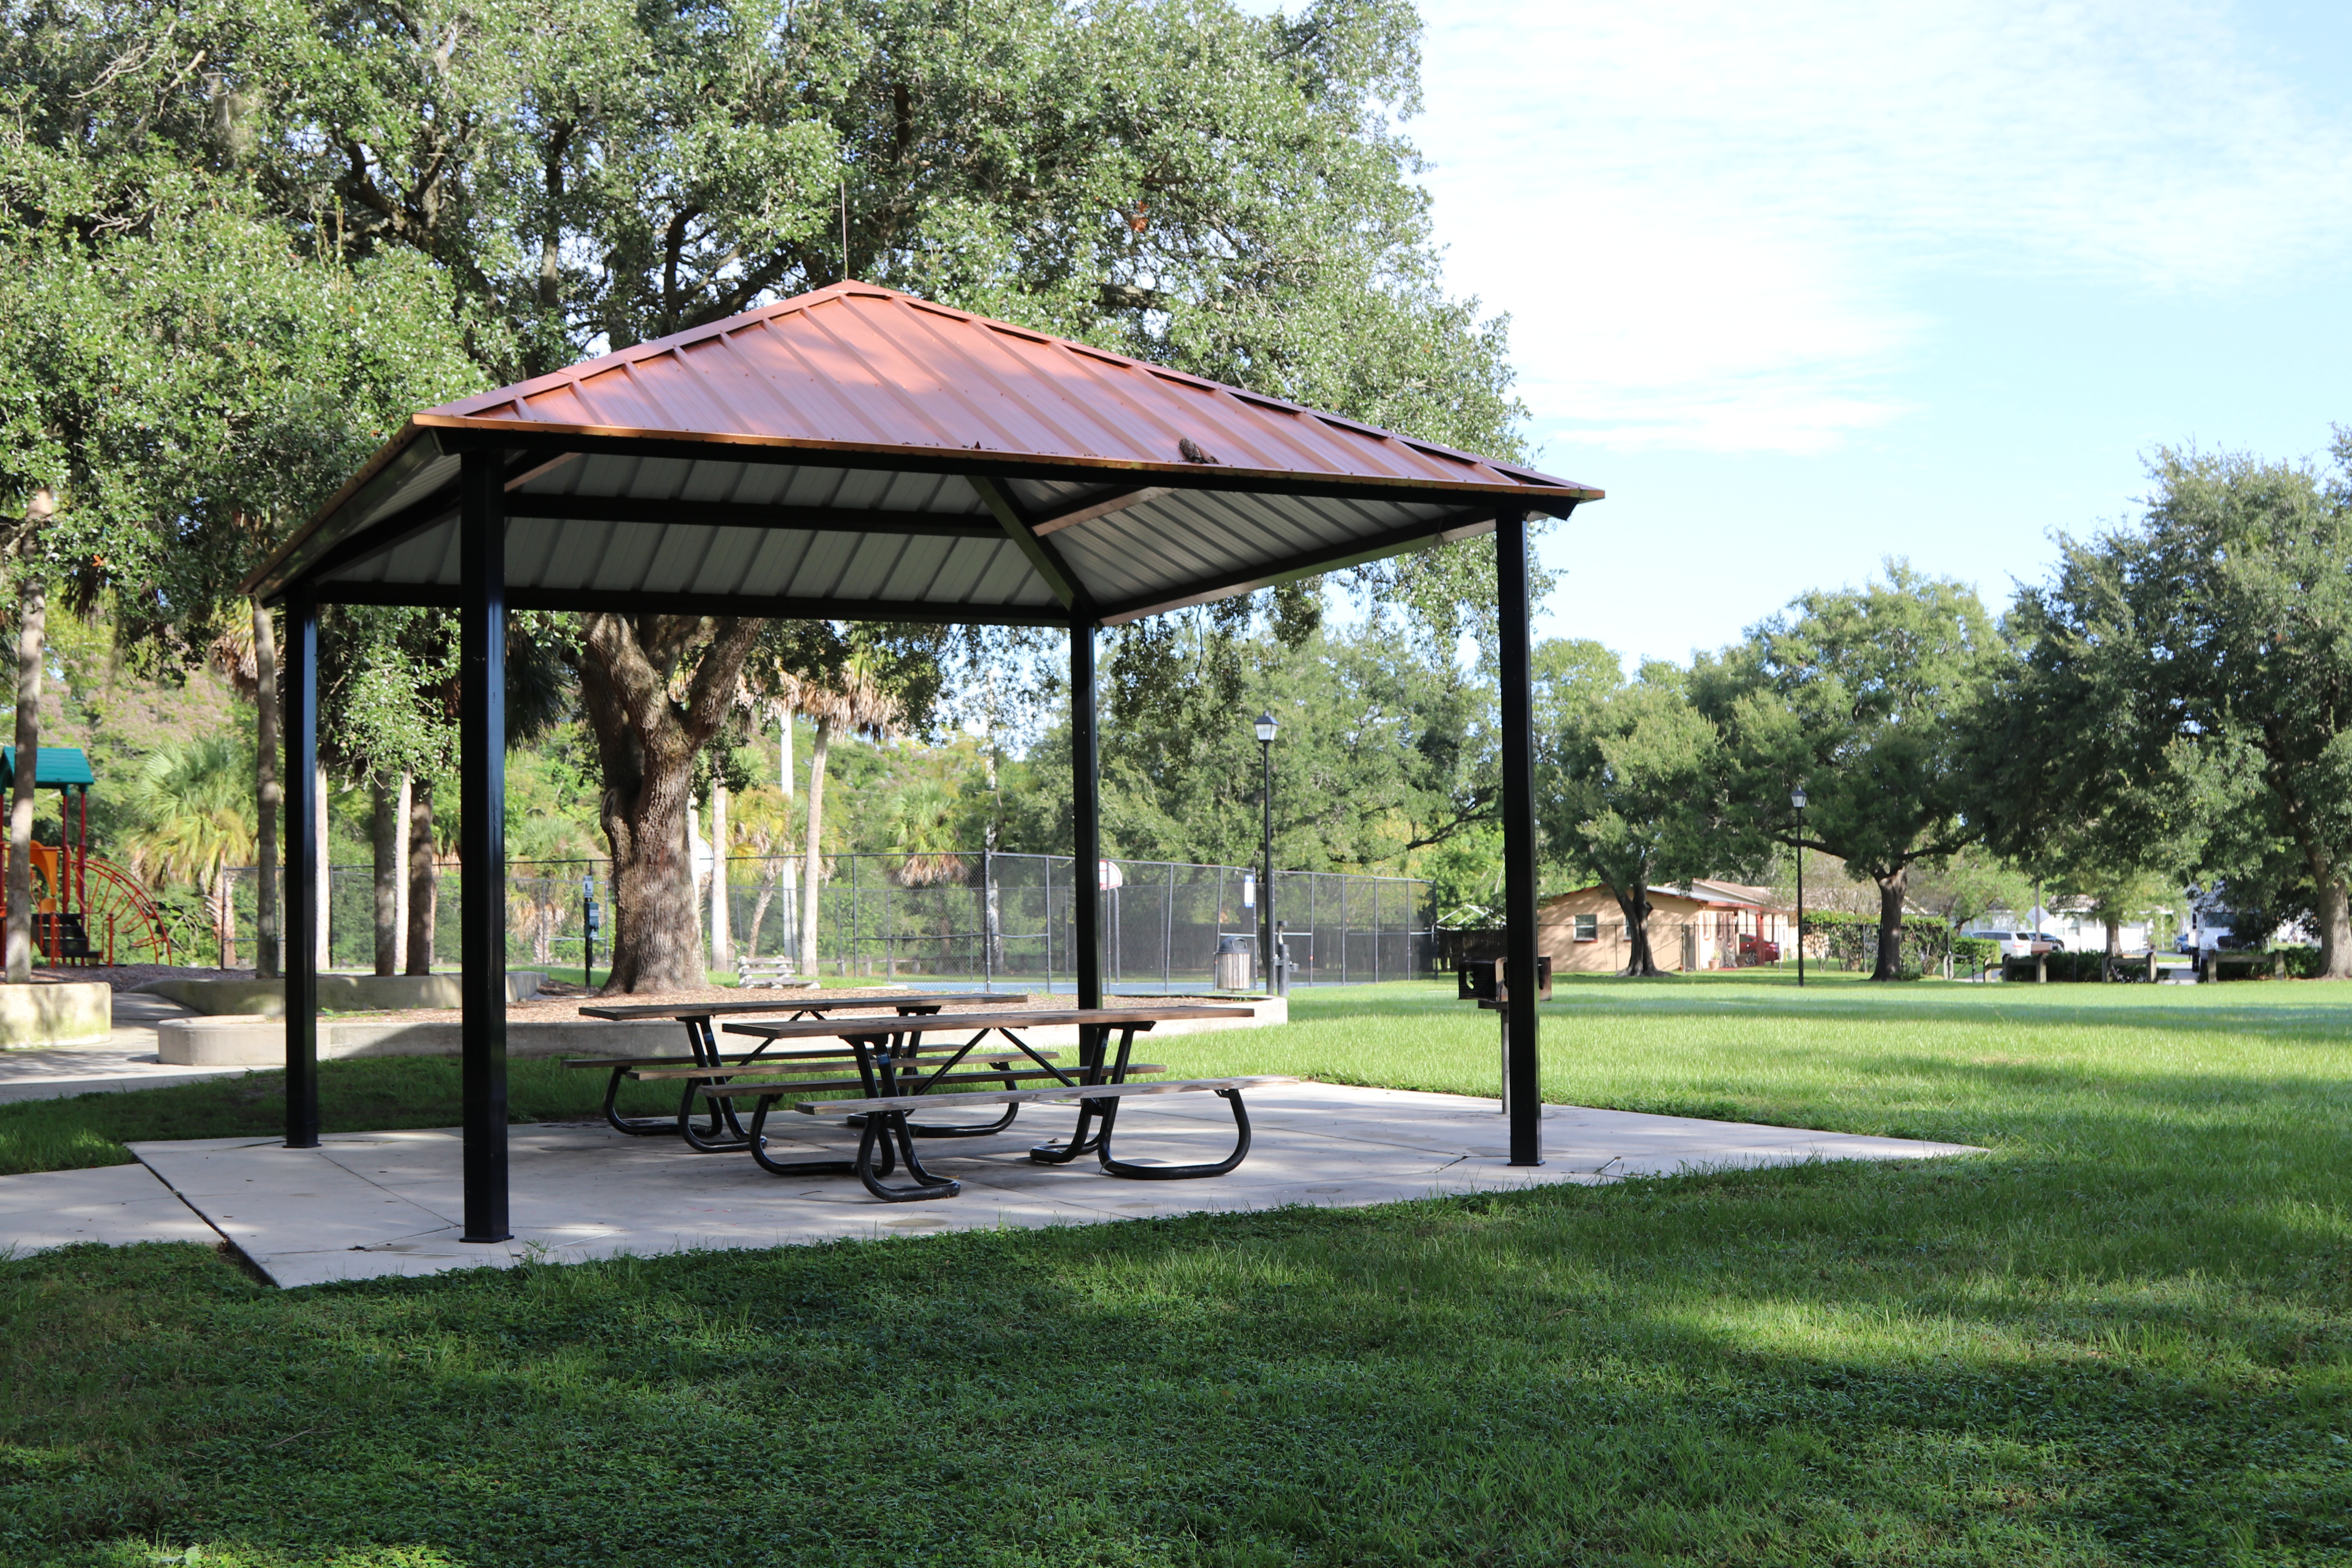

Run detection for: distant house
[[1537, 881, 1799, 973]]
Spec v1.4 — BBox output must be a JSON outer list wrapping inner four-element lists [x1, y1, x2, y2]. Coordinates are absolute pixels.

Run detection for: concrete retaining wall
[[142, 971, 546, 1016], [0, 981, 111, 1047], [156, 996, 1285, 1067]]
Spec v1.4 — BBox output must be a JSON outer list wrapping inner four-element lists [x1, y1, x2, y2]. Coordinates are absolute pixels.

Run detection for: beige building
[[1537, 880, 1800, 974]]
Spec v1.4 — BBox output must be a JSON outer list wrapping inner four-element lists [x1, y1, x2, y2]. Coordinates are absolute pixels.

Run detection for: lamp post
[[1791, 788, 1807, 988], [1255, 711, 1281, 994]]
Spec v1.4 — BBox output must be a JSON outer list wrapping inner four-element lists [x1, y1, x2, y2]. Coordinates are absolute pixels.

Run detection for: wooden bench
[[734, 955, 809, 989]]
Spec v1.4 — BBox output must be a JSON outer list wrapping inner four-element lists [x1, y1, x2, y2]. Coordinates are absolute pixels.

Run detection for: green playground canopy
[[0, 747, 95, 790]]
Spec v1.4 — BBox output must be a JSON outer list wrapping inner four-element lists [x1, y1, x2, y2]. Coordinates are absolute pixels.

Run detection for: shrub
[[2274, 945, 2322, 979]]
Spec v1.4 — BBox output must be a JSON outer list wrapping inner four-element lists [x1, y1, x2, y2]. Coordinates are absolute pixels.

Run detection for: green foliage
[[1994, 443, 2352, 975], [1949, 934, 2000, 965], [1799, 909, 1956, 974], [0, 177, 482, 661], [1697, 562, 2003, 977], [1535, 641, 1740, 971], [1013, 618, 1495, 877]]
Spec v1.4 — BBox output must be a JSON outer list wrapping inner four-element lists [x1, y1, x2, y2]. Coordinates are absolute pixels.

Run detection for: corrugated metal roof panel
[[428, 283, 1590, 498]]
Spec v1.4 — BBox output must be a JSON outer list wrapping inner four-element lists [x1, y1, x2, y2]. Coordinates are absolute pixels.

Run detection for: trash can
[[1214, 933, 1254, 991]]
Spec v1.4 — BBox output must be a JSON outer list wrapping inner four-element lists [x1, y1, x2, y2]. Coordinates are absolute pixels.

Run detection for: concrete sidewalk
[[0, 992, 258, 1104], [2, 1083, 1987, 1287]]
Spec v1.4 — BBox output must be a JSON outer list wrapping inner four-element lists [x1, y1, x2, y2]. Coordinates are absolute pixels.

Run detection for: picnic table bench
[[568, 991, 1031, 1150], [707, 1006, 1295, 1202]]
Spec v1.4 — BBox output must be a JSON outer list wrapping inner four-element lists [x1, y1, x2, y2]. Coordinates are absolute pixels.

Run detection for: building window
[[1574, 913, 1598, 943]]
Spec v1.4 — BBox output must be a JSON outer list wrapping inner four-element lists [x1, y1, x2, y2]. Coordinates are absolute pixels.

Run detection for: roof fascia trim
[[418, 417, 1602, 507], [314, 579, 1067, 626], [1094, 502, 1573, 626]]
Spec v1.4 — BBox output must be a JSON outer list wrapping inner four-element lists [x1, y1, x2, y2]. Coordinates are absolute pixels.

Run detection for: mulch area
[[43, 965, 255, 992]]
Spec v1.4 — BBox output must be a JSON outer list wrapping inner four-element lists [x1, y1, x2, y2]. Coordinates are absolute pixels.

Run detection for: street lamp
[[1790, 788, 1808, 988], [1255, 712, 1281, 994]]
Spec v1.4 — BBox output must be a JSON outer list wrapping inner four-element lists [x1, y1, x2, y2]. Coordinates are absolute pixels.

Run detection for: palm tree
[[791, 653, 902, 976], [727, 784, 797, 962], [120, 735, 258, 968], [884, 777, 966, 887]]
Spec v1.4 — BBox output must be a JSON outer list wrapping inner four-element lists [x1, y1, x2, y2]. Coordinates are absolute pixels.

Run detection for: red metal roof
[[245, 282, 1599, 621], [422, 282, 1592, 500]]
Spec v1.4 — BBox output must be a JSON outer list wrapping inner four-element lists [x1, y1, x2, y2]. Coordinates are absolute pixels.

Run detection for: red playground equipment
[[0, 746, 174, 966]]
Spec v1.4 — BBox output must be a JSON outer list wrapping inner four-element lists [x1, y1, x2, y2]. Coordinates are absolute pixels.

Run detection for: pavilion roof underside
[[283, 434, 1532, 624]]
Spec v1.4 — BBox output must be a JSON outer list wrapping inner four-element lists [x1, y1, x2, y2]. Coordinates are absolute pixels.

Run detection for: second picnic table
[[706, 1005, 1289, 1201], [571, 991, 1033, 1150]]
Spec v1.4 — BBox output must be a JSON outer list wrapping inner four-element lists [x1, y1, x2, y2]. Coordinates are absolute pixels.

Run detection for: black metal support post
[[458, 448, 510, 1243], [1071, 621, 1102, 1010], [282, 588, 320, 1149], [1795, 808, 1806, 987], [1496, 508, 1543, 1166], [1260, 737, 1277, 995]]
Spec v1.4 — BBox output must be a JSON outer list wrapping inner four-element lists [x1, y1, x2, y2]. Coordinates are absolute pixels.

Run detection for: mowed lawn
[[4, 973, 2350, 1566]]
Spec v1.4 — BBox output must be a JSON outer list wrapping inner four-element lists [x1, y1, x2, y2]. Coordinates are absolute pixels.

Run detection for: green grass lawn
[[4, 974, 2350, 1565]]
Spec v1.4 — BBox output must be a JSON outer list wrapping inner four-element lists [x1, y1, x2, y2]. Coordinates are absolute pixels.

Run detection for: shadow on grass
[[0, 1058, 687, 1177], [4, 1145, 2348, 1567]]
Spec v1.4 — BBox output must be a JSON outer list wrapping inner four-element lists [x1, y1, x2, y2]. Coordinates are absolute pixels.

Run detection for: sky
[[1396, 0, 2352, 668]]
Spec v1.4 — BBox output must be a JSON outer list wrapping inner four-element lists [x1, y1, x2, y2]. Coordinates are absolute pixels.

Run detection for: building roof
[[243, 282, 1600, 624], [0, 747, 94, 789], [1543, 884, 1786, 913]]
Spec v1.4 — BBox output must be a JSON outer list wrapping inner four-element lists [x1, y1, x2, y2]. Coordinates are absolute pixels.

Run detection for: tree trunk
[[2314, 875, 2352, 980], [686, 797, 706, 971], [5, 501, 47, 984], [745, 862, 777, 959], [314, 761, 331, 969], [2103, 913, 2121, 982], [1611, 887, 1662, 976], [392, 771, 410, 973], [1871, 868, 1908, 980], [578, 612, 764, 993], [800, 717, 831, 976], [405, 779, 436, 974], [371, 773, 401, 975], [708, 778, 733, 968], [252, 598, 281, 979], [214, 870, 236, 970]]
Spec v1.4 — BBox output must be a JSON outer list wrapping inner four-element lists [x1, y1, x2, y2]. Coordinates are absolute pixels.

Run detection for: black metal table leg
[[1095, 1087, 1254, 1180], [678, 1016, 756, 1152], [601, 1064, 678, 1135], [1030, 1022, 1140, 1162], [745, 1093, 862, 1179], [854, 1110, 960, 1201]]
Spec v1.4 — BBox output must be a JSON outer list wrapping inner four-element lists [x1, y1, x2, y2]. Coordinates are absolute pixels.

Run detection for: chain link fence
[[204, 853, 1434, 989]]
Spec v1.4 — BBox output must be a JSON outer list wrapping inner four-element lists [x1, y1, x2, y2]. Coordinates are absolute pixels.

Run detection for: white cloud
[[1412, 0, 2352, 455]]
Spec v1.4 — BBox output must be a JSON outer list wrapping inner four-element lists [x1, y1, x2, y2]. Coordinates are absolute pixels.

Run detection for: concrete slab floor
[[50, 1085, 1983, 1288]]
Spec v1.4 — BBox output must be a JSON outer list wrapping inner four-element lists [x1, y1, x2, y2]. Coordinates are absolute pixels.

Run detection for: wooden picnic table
[[710, 1004, 1288, 1202], [569, 990, 1031, 1148]]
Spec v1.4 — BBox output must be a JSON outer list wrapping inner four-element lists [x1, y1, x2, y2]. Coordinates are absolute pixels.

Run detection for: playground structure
[[0, 746, 174, 966]]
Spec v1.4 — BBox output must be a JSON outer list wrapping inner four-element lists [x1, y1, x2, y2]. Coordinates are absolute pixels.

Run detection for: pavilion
[[240, 281, 1601, 1239]]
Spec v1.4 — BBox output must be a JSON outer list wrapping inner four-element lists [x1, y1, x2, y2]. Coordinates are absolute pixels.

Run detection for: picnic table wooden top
[[721, 1005, 1252, 1041], [577, 991, 1032, 1022]]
